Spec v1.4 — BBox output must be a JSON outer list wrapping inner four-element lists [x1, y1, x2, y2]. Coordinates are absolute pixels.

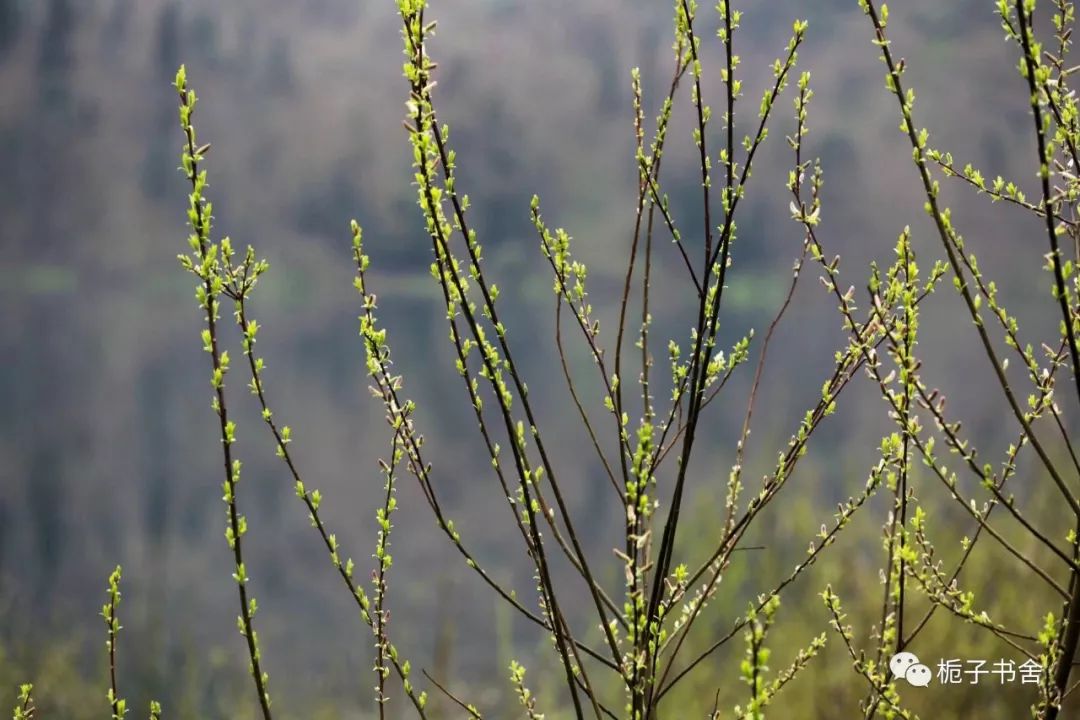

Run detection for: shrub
[[9, 0, 1080, 718]]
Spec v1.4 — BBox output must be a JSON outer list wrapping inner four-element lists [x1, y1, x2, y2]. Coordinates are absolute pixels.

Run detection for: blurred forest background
[[0, 0, 1073, 717]]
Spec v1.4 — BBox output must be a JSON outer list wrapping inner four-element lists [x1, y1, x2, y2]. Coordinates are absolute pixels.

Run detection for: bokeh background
[[1, 0, 1075, 717]]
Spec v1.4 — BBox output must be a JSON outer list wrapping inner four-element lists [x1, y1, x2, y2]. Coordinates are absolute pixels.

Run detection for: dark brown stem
[[1015, 2, 1080, 711], [178, 87, 273, 720], [421, 670, 481, 719]]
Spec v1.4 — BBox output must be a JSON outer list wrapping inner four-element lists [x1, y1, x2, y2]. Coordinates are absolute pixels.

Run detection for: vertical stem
[[175, 71, 273, 720], [1014, 3, 1080, 714]]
